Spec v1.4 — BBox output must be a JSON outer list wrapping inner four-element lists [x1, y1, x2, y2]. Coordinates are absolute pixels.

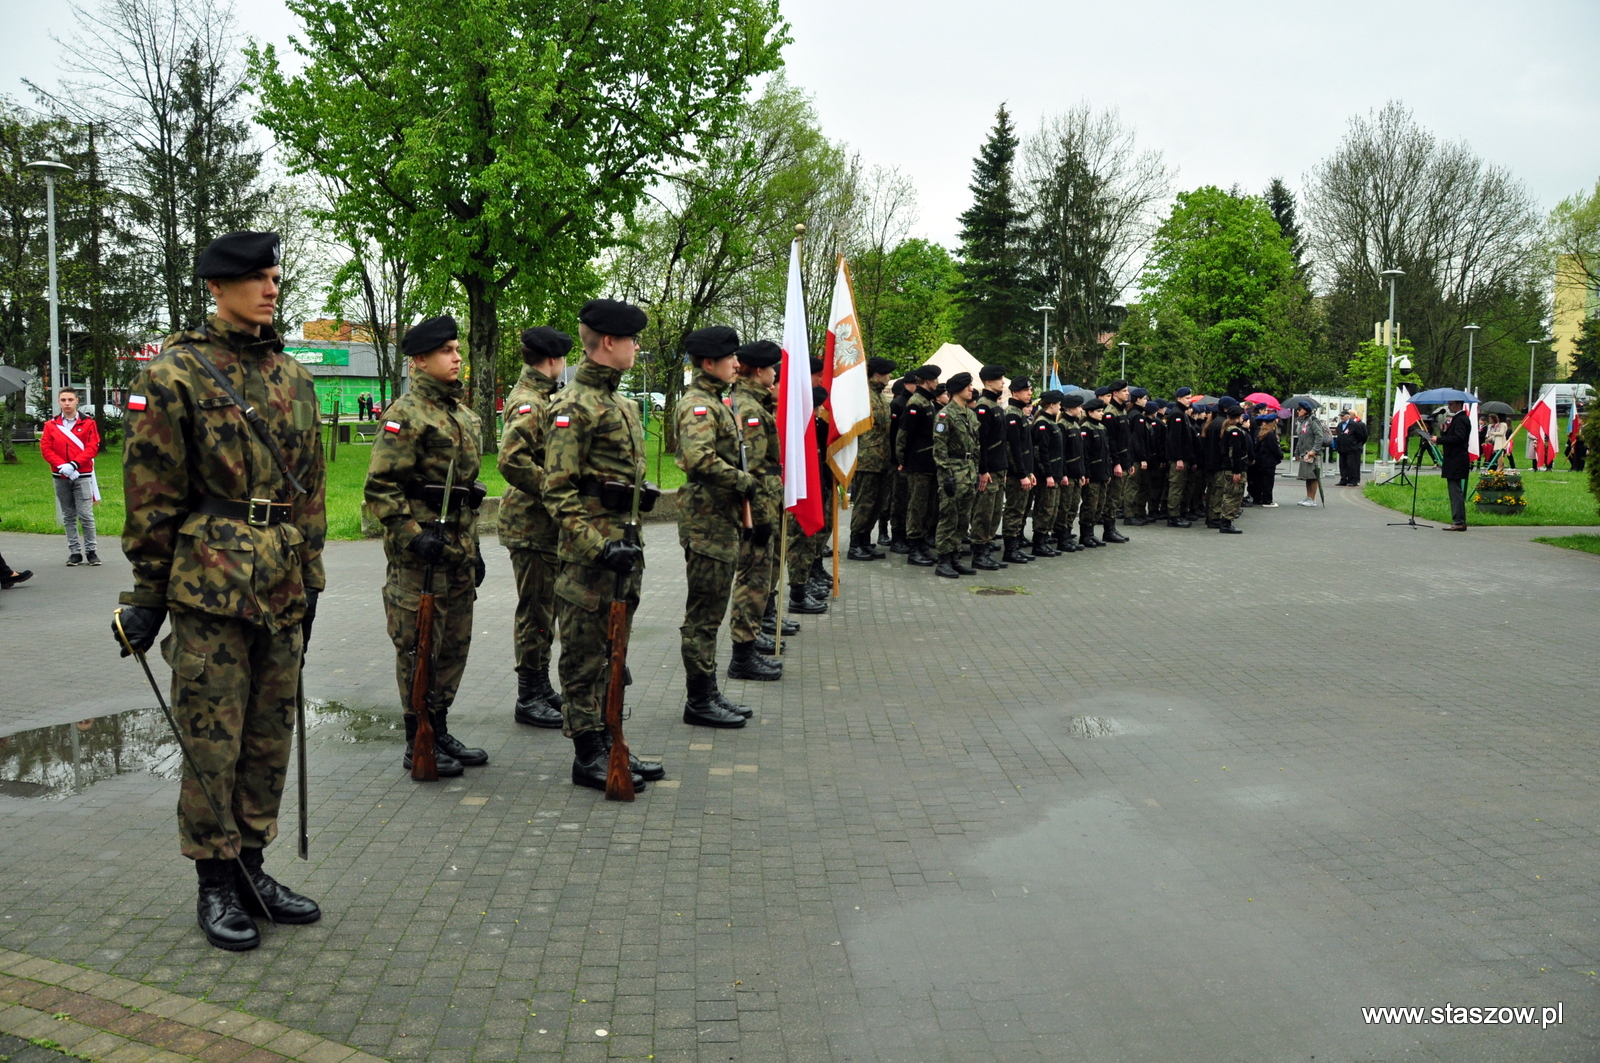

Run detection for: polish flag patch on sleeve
[[518, 404, 533, 415], [692, 406, 709, 417], [746, 417, 761, 427], [383, 420, 402, 433], [553, 415, 571, 428], [126, 394, 147, 411]]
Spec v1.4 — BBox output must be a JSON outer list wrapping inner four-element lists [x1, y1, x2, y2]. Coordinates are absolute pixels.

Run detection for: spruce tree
[[1265, 177, 1310, 279], [953, 106, 1034, 371]]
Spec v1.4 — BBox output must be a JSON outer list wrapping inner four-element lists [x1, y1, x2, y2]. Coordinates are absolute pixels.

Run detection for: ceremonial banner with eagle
[[823, 256, 872, 487]]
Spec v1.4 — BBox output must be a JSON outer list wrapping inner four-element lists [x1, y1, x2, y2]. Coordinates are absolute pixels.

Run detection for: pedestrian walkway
[[1, 483, 1596, 1061]]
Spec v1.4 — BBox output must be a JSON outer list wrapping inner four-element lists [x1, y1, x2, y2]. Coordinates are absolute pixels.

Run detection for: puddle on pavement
[[1067, 714, 1121, 738], [0, 700, 399, 800]]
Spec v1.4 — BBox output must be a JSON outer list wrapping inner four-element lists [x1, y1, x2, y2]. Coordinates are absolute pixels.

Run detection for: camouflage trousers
[[1186, 466, 1209, 516], [1081, 482, 1106, 530], [905, 472, 936, 540], [1002, 476, 1032, 537], [786, 512, 830, 589], [889, 470, 909, 539], [508, 546, 558, 678], [162, 609, 299, 861], [384, 563, 477, 718], [848, 470, 887, 538], [555, 561, 642, 737], [1209, 470, 1245, 522], [934, 481, 975, 555], [1030, 484, 1058, 539], [971, 479, 1003, 542], [1146, 466, 1167, 513], [1124, 466, 1146, 518], [732, 530, 774, 642], [1055, 481, 1082, 535], [1166, 464, 1188, 516], [682, 546, 736, 676]]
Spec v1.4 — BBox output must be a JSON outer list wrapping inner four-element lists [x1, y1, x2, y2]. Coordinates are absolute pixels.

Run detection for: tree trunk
[[461, 273, 500, 453], [1, 393, 16, 463]]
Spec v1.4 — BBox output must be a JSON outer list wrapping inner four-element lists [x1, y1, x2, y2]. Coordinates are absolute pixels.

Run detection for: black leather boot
[[684, 674, 748, 728], [953, 550, 977, 575], [846, 532, 879, 561], [712, 681, 754, 719], [514, 669, 564, 728], [788, 585, 827, 614], [1079, 529, 1103, 548], [571, 730, 645, 792], [237, 847, 321, 924], [728, 640, 783, 681], [435, 710, 488, 766], [1102, 521, 1129, 544], [935, 552, 960, 579], [807, 570, 833, 599], [603, 731, 666, 780], [1218, 520, 1243, 534], [754, 631, 784, 655], [1167, 515, 1193, 528], [762, 593, 801, 636], [196, 858, 259, 951], [1056, 528, 1077, 553], [1032, 533, 1059, 557], [972, 543, 1002, 571], [1003, 537, 1032, 564], [403, 714, 463, 777], [889, 534, 912, 554]]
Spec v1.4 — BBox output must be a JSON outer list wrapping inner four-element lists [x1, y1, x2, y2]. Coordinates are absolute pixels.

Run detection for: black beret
[[1175, 386, 1194, 398], [980, 364, 1007, 382], [686, 325, 740, 361], [578, 298, 648, 337], [1062, 394, 1085, 410], [1295, 399, 1313, 410], [946, 372, 973, 394], [812, 385, 829, 406], [867, 356, 896, 376], [931, 383, 947, 396], [736, 340, 782, 368], [1107, 379, 1129, 391], [915, 365, 941, 381], [196, 231, 280, 279], [1218, 395, 1238, 407], [402, 315, 458, 356], [520, 326, 572, 363], [1129, 387, 1148, 398], [810, 356, 825, 375], [1039, 389, 1064, 405], [900, 374, 919, 387], [1083, 397, 1107, 412], [1094, 386, 1112, 397], [1010, 376, 1031, 391]]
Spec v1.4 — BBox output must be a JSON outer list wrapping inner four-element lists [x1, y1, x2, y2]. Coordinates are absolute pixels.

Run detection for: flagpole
[[831, 486, 841, 598], [774, 222, 805, 657]]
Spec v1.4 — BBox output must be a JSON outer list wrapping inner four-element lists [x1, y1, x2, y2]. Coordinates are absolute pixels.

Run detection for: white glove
[[56, 463, 79, 481]]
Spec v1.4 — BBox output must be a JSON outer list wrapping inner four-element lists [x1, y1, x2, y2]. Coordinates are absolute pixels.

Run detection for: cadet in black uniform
[[1001, 377, 1035, 564], [970, 366, 1009, 571], [1029, 392, 1065, 557], [1054, 394, 1088, 552], [900, 365, 940, 567], [1215, 403, 1249, 533], [1080, 398, 1111, 547]]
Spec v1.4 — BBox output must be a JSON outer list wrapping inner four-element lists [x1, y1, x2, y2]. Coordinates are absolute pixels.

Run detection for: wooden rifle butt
[[603, 597, 635, 801]]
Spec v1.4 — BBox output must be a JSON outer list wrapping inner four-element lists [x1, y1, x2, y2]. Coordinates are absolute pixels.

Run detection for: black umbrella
[[0, 365, 30, 399], [1284, 394, 1322, 411], [1480, 400, 1516, 416]]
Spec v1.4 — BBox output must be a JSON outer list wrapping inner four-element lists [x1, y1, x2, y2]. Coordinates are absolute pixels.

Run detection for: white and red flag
[[1466, 401, 1481, 460], [1524, 391, 1559, 468], [823, 256, 872, 486], [778, 237, 824, 535], [1389, 386, 1420, 459]]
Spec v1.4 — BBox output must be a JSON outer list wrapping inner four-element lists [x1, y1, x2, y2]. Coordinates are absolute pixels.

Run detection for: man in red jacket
[[42, 387, 102, 566]]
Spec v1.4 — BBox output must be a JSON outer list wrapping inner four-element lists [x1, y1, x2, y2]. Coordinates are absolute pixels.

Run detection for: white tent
[[916, 343, 1023, 398]]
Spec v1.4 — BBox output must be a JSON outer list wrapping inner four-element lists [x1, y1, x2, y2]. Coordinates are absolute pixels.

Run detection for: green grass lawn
[[1363, 468, 1600, 526], [1532, 534, 1600, 554], [2, 424, 688, 541]]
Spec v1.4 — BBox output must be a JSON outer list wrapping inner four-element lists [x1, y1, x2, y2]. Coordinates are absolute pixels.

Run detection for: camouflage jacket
[[119, 315, 326, 631], [855, 378, 892, 473], [364, 370, 483, 571], [932, 401, 980, 486], [900, 390, 937, 473], [730, 376, 780, 525], [675, 370, 755, 563], [496, 366, 561, 552], [544, 358, 646, 567]]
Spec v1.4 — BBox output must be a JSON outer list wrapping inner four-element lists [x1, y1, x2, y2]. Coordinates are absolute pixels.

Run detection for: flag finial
[[795, 223, 806, 236]]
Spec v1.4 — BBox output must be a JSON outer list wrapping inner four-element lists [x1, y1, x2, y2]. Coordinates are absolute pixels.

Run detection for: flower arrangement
[[1473, 469, 1526, 513]]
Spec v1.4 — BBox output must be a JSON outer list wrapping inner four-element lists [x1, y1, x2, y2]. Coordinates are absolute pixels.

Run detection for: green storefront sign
[[284, 345, 351, 367]]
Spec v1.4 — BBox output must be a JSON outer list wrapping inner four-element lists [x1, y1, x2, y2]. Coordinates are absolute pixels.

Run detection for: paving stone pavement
[[1, 481, 1597, 1063]]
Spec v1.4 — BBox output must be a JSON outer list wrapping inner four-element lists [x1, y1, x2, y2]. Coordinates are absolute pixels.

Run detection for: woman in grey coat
[[1290, 402, 1328, 506]]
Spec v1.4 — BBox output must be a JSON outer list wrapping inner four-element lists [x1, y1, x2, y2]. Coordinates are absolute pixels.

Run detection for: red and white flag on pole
[[1389, 386, 1420, 459], [1524, 390, 1559, 468], [778, 237, 824, 535], [823, 256, 872, 487], [1466, 402, 1481, 460]]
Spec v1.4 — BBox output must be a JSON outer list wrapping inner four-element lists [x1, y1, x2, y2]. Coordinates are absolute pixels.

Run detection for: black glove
[[743, 481, 758, 504], [408, 525, 450, 567], [942, 475, 957, 498], [474, 554, 486, 587], [114, 605, 166, 658], [301, 589, 319, 650], [599, 539, 643, 575], [750, 522, 773, 547]]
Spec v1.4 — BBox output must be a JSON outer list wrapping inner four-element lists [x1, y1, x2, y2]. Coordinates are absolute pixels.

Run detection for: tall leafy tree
[[852, 238, 961, 370], [952, 106, 1033, 371], [251, 0, 788, 450]]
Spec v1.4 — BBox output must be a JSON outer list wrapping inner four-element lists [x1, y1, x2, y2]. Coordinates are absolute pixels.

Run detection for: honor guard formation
[[109, 231, 1286, 952]]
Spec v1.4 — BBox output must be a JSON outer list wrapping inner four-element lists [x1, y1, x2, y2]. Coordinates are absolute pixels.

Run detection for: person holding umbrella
[[1289, 399, 1327, 505], [1425, 399, 1474, 530]]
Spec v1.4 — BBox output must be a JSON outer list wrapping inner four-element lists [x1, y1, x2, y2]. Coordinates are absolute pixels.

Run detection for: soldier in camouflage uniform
[[1212, 402, 1249, 534], [364, 315, 490, 779], [114, 231, 322, 952], [900, 365, 940, 566], [931, 372, 980, 579], [1053, 394, 1088, 552], [970, 365, 1009, 571], [498, 327, 570, 729], [543, 299, 665, 791], [729, 340, 784, 660], [886, 375, 915, 553], [845, 356, 896, 561], [676, 326, 769, 721]]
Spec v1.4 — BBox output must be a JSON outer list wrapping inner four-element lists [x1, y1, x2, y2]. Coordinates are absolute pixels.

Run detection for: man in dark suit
[[1334, 409, 1369, 485], [1429, 400, 1472, 530]]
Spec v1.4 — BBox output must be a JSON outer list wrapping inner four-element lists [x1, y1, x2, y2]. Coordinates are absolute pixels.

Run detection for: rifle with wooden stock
[[603, 467, 644, 801], [409, 459, 456, 782], [728, 391, 754, 535]]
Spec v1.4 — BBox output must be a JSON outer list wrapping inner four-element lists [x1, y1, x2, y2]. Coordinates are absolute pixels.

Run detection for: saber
[[114, 608, 276, 925], [296, 655, 308, 859]]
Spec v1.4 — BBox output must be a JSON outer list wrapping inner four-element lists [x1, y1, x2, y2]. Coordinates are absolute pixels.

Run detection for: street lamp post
[[25, 160, 74, 404], [1463, 323, 1480, 394], [1526, 338, 1540, 412], [1379, 269, 1404, 465], [1031, 305, 1054, 387], [1118, 340, 1129, 379]]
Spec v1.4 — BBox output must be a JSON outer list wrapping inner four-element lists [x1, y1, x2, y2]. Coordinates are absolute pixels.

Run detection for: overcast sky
[[5, 0, 1596, 248]]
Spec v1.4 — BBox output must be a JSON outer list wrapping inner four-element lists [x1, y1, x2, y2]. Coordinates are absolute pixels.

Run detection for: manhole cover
[[1067, 715, 1120, 738], [972, 586, 1028, 596]]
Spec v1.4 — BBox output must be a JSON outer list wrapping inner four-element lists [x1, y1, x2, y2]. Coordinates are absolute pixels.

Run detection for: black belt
[[576, 476, 660, 512], [404, 480, 487, 511], [194, 496, 294, 526]]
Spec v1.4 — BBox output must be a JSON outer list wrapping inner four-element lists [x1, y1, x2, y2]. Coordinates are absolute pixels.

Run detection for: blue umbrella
[[1408, 388, 1478, 404]]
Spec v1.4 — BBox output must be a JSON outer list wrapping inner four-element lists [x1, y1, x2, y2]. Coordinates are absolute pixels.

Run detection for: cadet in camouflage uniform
[[498, 327, 570, 729], [1054, 394, 1088, 551], [970, 366, 1009, 571], [1212, 401, 1249, 533], [1165, 388, 1197, 526], [728, 340, 783, 659], [364, 315, 490, 779], [901, 364, 940, 566], [845, 356, 897, 561], [543, 299, 664, 791], [114, 231, 322, 952], [886, 375, 915, 553], [931, 372, 980, 579], [1029, 391, 1065, 557], [676, 326, 768, 719], [1001, 377, 1036, 564]]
